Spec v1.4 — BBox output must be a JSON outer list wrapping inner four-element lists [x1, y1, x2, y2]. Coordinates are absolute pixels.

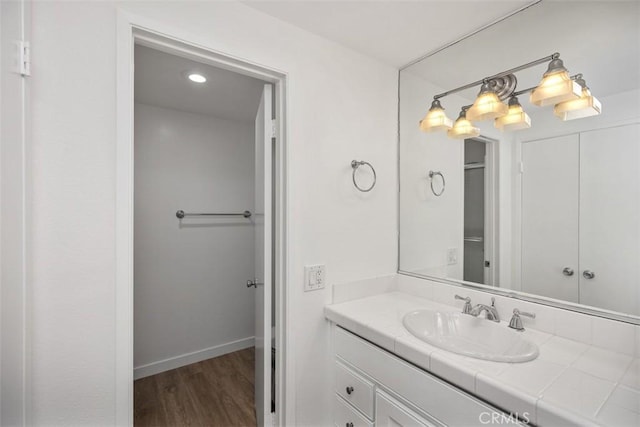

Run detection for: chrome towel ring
[[351, 160, 376, 192], [429, 170, 445, 196]]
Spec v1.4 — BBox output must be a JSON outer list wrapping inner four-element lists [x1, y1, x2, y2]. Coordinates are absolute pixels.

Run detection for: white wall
[[398, 71, 464, 279], [29, 1, 398, 425], [133, 103, 255, 376]]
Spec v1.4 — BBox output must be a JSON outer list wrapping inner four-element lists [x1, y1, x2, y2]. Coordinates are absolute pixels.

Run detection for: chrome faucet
[[469, 297, 500, 322]]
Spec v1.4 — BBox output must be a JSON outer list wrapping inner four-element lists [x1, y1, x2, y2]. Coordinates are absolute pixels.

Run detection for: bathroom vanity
[[332, 326, 524, 426], [325, 275, 640, 426]]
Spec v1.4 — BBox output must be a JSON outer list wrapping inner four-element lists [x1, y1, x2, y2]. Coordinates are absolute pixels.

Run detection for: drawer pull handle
[[346, 423, 354, 427], [345, 386, 354, 395]]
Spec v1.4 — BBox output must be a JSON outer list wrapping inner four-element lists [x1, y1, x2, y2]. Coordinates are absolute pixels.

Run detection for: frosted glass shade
[[467, 91, 508, 121], [530, 71, 581, 106], [554, 87, 602, 121], [494, 103, 531, 131], [420, 107, 453, 132], [447, 116, 480, 139]]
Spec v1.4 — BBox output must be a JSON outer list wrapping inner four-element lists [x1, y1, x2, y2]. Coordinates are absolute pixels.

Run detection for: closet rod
[[464, 163, 485, 170], [176, 210, 252, 219]]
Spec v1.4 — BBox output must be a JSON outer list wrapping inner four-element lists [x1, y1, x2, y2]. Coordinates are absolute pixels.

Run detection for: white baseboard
[[134, 336, 255, 380]]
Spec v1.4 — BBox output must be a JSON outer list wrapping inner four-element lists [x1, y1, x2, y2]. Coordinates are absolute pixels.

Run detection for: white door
[[254, 84, 273, 426], [579, 123, 640, 314], [521, 134, 580, 302]]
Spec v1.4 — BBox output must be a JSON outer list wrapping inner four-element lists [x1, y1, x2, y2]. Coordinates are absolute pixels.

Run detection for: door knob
[[583, 270, 595, 279], [562, 267, 574, 276], [247, 279, 264, 288]]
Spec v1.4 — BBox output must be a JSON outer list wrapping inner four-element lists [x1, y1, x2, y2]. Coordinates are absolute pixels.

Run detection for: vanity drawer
[[333, 395, 374, 427], [335, 360, 375, 419], [376, 390, 441, 427]]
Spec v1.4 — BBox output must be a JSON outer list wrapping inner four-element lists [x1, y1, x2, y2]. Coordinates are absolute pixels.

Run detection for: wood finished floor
[[134, 348, 257, 427]]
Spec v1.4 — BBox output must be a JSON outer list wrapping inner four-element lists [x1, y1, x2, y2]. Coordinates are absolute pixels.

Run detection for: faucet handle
[[513, 308, 536, 319], [509, 308, 536, 331], [455, 295, 472, 314], [455, 294, 470, 302]]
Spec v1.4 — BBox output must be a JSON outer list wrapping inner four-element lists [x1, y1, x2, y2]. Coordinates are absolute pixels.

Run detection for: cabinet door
[[579, 123, 640, 314], [521, 134, 580, 302], [375, 390, 440, 427]]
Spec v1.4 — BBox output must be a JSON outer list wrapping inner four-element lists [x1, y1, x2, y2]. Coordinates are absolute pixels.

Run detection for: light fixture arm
[[419, 51, 598, 134], [433, 52, 560, 100]]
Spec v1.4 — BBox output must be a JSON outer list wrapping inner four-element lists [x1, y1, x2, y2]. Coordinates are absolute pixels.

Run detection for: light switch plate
[[304, 264, 326, 292]]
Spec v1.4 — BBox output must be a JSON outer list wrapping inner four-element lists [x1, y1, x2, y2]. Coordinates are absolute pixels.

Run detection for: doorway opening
[[128, 39, 282, 426], [463, 137, 496, 286]]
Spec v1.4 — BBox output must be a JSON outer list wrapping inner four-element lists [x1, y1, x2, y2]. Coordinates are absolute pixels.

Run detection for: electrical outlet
[[304, 264, 326, 292], [447, 248, 458, 265]]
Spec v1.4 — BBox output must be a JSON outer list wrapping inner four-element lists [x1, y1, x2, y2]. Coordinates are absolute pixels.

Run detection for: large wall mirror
[[399, 1, 640, 322]]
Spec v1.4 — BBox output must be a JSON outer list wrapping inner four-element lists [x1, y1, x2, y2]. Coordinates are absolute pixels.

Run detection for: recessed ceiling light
[[187, 73, 207, 83]]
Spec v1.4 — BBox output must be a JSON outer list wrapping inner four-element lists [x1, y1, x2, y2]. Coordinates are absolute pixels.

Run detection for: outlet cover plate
[[447, 248, 458, 265], [304, 264, 326, 292]]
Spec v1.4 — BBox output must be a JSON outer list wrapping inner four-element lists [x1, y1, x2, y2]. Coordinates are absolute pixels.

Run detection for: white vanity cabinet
[[332, 326, 524, 426]]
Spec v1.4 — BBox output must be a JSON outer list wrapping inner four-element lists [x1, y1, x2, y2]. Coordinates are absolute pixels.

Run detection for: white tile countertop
[[325, 289, 640, 426]]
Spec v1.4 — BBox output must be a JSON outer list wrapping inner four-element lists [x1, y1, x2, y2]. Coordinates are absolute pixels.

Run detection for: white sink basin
[[402, 309, 539, 363]]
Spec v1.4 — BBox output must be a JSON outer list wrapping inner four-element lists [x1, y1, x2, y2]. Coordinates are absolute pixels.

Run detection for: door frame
[[116, 11, 291, 426], [1, 0, 31, 425], [463, 136, 498, 286]]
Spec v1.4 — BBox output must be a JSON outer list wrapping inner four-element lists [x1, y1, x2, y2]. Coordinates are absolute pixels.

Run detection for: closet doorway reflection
[[463, 137, 495, 286], [132, 44, 276, 426]]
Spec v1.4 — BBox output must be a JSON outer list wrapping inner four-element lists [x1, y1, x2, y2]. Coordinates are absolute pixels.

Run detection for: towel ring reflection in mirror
[[429, 170, 445, 196], [351, 160, 376, 192]]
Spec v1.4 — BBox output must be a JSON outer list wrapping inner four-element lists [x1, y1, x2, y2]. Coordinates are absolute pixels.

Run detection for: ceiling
[[134, 1, 637, 119], [242, 0, 534, 67], [134, 1, 544, 118], [134, 45, 265, 122]]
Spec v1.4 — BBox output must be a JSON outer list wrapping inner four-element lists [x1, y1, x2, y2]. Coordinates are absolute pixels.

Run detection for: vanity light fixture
[[419, 52, 601, 139], [447, 107, 480, 139], [494, 96, 531, 131], [419, 99, 453, 132], [466, 80, 509, 121], [553, 74, 602, 121], [529, 56, 581, 106], [187, 73, 207, 83]]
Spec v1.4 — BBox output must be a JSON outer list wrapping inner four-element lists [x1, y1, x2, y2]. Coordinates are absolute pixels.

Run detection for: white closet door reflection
[[579, 124, 640, 314], [521, 134, 580, 302]]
